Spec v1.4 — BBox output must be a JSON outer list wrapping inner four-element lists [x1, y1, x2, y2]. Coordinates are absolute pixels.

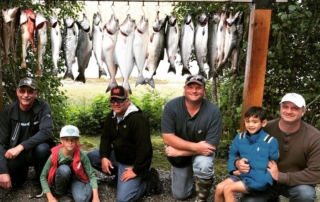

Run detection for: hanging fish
[[133, 15, 149, 87], [114, 14, 136, 94], [194, 12, 209, 78], [63, 16, 78, 80], [20, 9, 36, 68], [101, 14, 119, 92], [35, 12, 49, 76], [75, 13, 92, 83], [165, 13, 179, 74], [207, 12, 220, 78], [1, 6, 20, 65], [179, 13, 194, 76], [215, 11, 228, 75], [92, 12, 107, 78], [50, 13, 62, 76], [145, 11, 168, 88]]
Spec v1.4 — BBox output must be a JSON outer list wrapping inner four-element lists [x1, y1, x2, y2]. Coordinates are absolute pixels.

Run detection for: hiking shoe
[[149, 167, 163, 194], [28, 186, 43, 199]]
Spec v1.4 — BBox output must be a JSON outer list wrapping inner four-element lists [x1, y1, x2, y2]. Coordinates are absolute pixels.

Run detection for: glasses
[[185, 75, 205, 84], [18, 88, 36, 95], [110, 98, 126, 104]]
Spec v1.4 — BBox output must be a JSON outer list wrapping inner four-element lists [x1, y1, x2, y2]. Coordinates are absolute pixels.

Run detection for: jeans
[[87, 149, 147, 202], [241, 182, 317, 202], [171, 153, 215, 200], [55, 164, 92, 202], [7, 142, 50, 186]]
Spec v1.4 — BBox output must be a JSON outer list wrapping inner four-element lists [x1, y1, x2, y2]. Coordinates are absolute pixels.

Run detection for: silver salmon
[[194, 12, 208, 78], [50, 13, 62, 76], [207, 12, 220, 78], [20, 9, 35, 68], [35, 12, 49, 76], [165, 13, 179, 74]]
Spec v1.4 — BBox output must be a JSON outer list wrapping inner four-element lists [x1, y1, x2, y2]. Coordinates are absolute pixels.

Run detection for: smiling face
[[244, 116, 267, 134], [110, 98, 130, 117], [184, 83, 206, 103], [60, 137, 79, 152], [280, 101, 306, 124], [16, 86, 38, 111]]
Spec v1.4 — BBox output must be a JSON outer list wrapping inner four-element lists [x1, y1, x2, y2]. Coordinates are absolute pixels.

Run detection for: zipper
[[11, 123, 20, 140]]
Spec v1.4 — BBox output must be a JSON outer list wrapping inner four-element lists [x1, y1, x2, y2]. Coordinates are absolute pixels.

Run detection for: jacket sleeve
[[269, 137, 279, 163], [0, 108, 12, 174], [99, 113, 112, 159], [227, 134, 240, 174], [21, 101, 53, 151], [132, 114, 152, 176]]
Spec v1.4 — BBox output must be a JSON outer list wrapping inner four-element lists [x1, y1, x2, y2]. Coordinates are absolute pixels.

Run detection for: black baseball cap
[[110, 86, 128, 99]]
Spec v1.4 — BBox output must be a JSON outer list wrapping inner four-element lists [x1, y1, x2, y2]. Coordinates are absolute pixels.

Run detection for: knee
[[56, 165, 71, 177], [193, 157, 213, 178], [34, 143, 50, 159], [73, 192, 92, 202], [290, 185, 316, 201], [215, 183, 225, 193]]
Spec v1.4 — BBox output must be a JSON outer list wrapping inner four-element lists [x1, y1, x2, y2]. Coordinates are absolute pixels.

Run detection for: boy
[[214, 106, 279, 202], [40, 125, 100, 202]]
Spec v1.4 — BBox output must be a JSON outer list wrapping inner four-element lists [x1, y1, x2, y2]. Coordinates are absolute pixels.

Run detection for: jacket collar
[[11, 99, 41, 120]]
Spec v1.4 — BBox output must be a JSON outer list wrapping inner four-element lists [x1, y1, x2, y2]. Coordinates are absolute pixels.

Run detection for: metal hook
[[111, 1, 115, 15], [97, 1, 101, 14], [126, 1, 130, 14], [157, 1, 160, 12], [141, 2, 145, 16]]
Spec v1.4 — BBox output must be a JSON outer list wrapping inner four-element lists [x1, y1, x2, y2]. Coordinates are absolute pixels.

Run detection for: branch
[[307, 94, 320, 108]]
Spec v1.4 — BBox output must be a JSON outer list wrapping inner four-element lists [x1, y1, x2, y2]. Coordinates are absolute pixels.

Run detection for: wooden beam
[[240, 8, 272, 132], [77, 0, 287, 2]]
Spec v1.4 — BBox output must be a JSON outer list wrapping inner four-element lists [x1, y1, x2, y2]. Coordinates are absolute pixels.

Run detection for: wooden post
[[240, 7, 272, 132]]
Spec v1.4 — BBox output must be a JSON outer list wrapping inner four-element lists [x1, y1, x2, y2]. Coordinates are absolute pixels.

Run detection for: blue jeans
[[241, 182, 317, 202], [54, 164, 92, 202], [87, 149, 147, 202], [7, 142, 51, 186], [171, 153, 215, 200]]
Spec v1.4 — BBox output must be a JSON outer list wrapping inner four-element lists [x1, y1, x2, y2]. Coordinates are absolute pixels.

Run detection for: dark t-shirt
[[18, 107, 32, 143], [161, 96, 222, 167]]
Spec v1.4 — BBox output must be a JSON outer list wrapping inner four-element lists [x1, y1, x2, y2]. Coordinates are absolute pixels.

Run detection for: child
[[40, 125, 100, 202], [214, 106, 279, 202]]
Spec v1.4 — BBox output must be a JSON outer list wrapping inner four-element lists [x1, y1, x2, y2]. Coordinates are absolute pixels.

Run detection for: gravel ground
[[0, 168, 317, 202]]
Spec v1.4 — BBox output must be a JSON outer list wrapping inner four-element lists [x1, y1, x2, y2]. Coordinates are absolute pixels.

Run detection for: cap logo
[[66, 128, 76, 135], [113, 88, 120, 94], [24, 79, 32, 85]]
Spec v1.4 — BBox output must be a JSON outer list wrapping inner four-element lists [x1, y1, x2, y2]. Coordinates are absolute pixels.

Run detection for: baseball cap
[[60, 125, 80, 138], [18, 77, 38, 90], [280, 93, 306, 108], [110, 86, 128, 99], [185, 75, 206, 87]]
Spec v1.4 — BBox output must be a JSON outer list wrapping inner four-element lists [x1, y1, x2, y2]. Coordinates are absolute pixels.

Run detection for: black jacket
[[0, 99, 53, 173], [99, 103, 152, 176]]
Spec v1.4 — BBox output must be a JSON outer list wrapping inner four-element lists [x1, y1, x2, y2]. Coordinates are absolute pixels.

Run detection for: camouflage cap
[[18, 78, 38, 90]]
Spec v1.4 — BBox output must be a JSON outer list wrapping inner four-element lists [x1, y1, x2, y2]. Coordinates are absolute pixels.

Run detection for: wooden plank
[[240, 9, 272, 132], [80, 0, 287, 2]]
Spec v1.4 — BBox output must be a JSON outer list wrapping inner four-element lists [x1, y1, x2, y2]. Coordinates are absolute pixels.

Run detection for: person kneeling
[[40, 125, 100, 202]]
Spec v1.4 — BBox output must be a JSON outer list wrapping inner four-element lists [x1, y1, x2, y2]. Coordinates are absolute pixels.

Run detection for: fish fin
[[181, 66, 191, 76], [123, 82, 132, 94], [75, 73, 86, 83], [144, 78, 155, 88], [199, 69, 208, 79], [63, 71, 74, 81], [106, 81, 118, 93], [150, 33, 154, 43], [168, 65, 176, 74], [135, 73, 145, 87], [99, 67, 107, 78]]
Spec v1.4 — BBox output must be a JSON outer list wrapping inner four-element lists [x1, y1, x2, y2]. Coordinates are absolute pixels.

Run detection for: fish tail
[[75, 73, 86, 83], [181, 66, 191, 76], [208, 67, 218, 79], [21, 61, 27, 68], [99, 67, 107, 78], [123, 82, 132, 94], [144, 78, 155, 88], [106, 81, 118, 93], [135, 74, 145, 87], [63, 70, 74, 81], [199, 69, 208, 79], [167, 64, 176, 74]]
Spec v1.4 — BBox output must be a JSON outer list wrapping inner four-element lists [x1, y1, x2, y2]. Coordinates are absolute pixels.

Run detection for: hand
[[267, 160, 279, 181], [101, 158, 114, 175], [48, 198, 58, 202], [5, 145, 24, 159], [92, 196, 100, 202], [0, 174, 11, 189], [165, 146, 180, 157], [120, 167, 137, 182], [195, 141, 216, 156], [236, 158, 250, 174], [233, 170, 241, 176]]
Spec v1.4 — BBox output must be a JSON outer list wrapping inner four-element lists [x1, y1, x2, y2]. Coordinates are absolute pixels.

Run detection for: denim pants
[[54, 164, 92, 202], [7, 142, 50, 186], [170, 153, 215, 200], [87, 149, 147, 202], [241, 182, 317, 202]]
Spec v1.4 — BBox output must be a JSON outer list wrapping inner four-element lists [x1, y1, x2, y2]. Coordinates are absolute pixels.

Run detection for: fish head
[[197, 12, 208, 27], [105, 14, 119, 35], [119, 14, 136, 36], [50, 13, 58, 26], [35, 12, 47, 28], [25, 9, 36, 21], [2, 6, 19, 23], [168, 14, 177, 27], [183, 13, 193, 25], [152, 14, 167, 32], [78, 13, 90, 31], [136, 15, 148, 33], [20, 10, 27, 25], [93, 12, 101, 26], [64, 16, 75, 28]]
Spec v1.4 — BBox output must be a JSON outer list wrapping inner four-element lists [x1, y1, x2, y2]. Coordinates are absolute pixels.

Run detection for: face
[[280, 101, 306, 124], [60, 137, 78, 151], [244, 116, 267, 134], [16, 86, 38, 110], [110, 97, 130, 117], [184, 83, 205, 103]]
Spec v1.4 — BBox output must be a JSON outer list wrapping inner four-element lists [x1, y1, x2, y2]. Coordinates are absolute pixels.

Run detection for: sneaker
[[28, 186, 43, 199], [149, 167, 163, 194]]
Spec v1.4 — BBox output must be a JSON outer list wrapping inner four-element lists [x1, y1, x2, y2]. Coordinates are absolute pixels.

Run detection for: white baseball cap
[[60, 125, 80, 138], [280, 93, 306, 108]]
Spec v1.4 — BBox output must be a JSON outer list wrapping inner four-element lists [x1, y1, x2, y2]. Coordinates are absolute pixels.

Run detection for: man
[[0, 77, 54, 198], [237, 93, 320, 202], [87, 86, 162, 202], [161, 75, 222, 201]]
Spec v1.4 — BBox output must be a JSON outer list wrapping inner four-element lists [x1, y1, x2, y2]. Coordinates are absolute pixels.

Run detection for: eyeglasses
[[185, 75, 205, 85], [18, 88, 36, 95], [110, 98, 126, 104]]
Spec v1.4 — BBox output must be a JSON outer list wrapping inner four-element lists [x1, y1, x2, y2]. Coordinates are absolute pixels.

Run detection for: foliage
[[0, 1, 84, 137]]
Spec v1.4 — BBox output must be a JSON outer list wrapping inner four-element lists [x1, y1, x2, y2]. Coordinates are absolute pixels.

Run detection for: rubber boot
[[194, 177, 213, 202]]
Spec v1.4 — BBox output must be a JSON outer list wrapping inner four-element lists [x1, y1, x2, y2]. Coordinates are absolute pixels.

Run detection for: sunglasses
[[18, 88, 36, 95], [110, 98, 127, 104], [186, 75, 205, 84]]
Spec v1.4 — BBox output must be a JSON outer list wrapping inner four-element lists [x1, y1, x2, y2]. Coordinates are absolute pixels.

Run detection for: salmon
[[20, 9, 35, 68]]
